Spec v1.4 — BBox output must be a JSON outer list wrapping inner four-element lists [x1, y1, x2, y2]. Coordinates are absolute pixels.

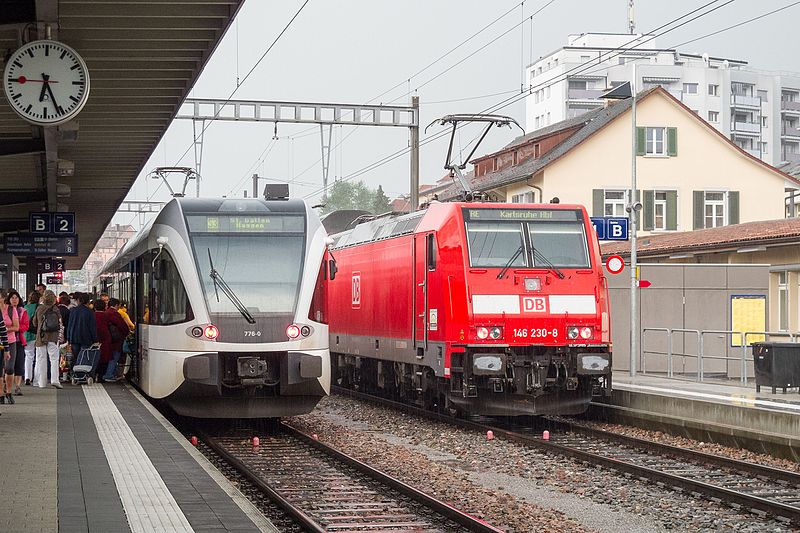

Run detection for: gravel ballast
[[291, 395, 798, 533]]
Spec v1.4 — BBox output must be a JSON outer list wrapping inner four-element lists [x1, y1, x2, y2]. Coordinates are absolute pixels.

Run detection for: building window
[[778, 271, 788, 331], [708, 84, 719, 96], [683, 83, 698, 94], [762, 116, 768, 127], [708, 111, 719, 122], [535, 116, 540, 129], [704, 191, 726, 228], [546, 112, 550, 125], [604, 190, 627, 217], [760, 142, 768, 154], [568, 79, 587, 90], [553, 58, 558, 66], [758, 89, 768, 102], [511, 191, 535, 204], [654, 192, 668, 231], [546, 86, 551, 98], [534, 143, 541, 158], [580, 55, 591, 62], [646, 127, 667, 155]]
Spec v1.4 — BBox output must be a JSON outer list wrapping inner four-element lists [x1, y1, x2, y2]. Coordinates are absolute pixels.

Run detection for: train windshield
[[464, 208, 590, 268], [187, 214, 306, 316]]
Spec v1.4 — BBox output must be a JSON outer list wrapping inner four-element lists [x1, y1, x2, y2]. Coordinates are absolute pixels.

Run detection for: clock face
[[3, 39, 90, 126]]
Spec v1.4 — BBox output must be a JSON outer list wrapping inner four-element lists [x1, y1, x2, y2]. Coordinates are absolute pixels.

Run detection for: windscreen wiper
[[531, 246, 565, 279], [207, 248, 256, 324], [497, 245, 524, 280]]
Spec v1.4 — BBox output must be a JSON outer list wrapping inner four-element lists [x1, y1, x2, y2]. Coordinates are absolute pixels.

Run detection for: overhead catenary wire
[[301, 0, 743, 200]]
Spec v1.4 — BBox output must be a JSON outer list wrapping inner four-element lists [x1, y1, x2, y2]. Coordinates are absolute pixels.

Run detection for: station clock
[[3, 39, 90, 126]]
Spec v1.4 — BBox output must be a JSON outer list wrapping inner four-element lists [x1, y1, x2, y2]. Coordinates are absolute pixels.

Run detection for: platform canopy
[[0, 0, 244, 268]]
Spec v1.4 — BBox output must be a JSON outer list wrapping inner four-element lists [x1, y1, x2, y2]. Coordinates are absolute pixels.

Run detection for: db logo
[[522, 296, 547, 313], [351, 272, 361, 308]]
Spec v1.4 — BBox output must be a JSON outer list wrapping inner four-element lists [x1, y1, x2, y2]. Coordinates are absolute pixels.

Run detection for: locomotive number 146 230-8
[[512, 328, 559, 339]]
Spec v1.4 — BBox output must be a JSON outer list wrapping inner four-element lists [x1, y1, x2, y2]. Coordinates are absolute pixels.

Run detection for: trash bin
[[751, 342, 800, 394]]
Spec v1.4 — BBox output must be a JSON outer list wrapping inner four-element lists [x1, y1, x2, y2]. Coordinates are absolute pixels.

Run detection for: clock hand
[[38, 73, 49, 102], [45, 82, 60, 112]]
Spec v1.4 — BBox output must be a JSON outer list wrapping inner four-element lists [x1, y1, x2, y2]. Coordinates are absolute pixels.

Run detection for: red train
[[326, 201, 612, 416]]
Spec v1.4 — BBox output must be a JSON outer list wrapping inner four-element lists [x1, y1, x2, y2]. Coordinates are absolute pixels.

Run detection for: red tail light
[[203, 325, 219, 340], [286, 324, 301, 339]]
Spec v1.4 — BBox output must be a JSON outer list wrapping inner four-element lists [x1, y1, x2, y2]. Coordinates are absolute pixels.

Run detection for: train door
[[413, 233, 432, 352]]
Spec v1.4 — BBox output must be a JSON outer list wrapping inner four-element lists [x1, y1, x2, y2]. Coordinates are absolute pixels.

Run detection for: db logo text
[[522, 296, 547, 313], [351, 272, 361, 308]]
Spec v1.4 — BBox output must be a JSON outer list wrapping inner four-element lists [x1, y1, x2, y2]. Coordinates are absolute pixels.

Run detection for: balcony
[[783, 125, 800, 138], [567, 88, 605, 100], [731, 94, 761, 108], [782, 100, 800, 113], [740, 147, 761, 158], [782, 151, 800, 163], [731, 121, 761, 134]]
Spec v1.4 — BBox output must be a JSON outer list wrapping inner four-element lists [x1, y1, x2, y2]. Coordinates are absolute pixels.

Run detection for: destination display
[[2, 235, 78, 256], [187, 214, 304, 233], [463, 208, 581, 222]]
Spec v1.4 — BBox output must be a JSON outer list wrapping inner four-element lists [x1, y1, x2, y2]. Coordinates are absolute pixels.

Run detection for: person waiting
[[23, 291, 39, 386], [102, 298, 129, 382], [66, 293, 97, 367], [32, 291, 63, 389]]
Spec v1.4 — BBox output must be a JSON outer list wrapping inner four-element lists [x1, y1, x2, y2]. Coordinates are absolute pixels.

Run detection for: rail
[[641, 327, 797, 385]]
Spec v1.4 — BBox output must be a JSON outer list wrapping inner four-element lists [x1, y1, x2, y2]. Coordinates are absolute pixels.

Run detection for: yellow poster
[[731, 295, 766, 346]]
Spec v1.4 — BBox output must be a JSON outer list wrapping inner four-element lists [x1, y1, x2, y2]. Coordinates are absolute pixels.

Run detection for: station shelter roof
[[0, 0, 244, 268]]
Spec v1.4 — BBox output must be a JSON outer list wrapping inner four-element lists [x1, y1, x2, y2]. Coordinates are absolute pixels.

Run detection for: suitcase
[[71, 344, 101, 385]]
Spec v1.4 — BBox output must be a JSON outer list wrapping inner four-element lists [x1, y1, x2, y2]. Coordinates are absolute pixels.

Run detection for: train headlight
[[567, 326, 579, 339], [580, 326, 593, 340], [191, 327, 203, 338], [203, 325, 219, 340], [286, 324, 301, 339], [476, 327, 490, 340], [524, 277, 541, 291], [489, 326, 503, 340], [300, 325, 311, 337]]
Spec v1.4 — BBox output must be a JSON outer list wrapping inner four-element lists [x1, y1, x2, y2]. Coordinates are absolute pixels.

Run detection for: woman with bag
[[0, 288, 20, 403], [32, 290, 63, 389], [10, 290, 29, 395]]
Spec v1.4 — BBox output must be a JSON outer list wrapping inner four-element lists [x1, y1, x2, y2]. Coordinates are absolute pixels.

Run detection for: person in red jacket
[[102, 298, 129, 382], [93, 299, 112, 382]]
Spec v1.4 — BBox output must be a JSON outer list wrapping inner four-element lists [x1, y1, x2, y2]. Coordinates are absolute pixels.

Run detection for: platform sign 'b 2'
[[351, 272, 361, 309]]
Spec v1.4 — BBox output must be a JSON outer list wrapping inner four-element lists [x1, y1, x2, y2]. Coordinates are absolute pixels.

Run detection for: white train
[[100, 195, 332, 417]]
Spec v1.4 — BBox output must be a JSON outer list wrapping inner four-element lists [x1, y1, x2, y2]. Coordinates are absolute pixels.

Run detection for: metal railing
[[641, 327, 796, 385]]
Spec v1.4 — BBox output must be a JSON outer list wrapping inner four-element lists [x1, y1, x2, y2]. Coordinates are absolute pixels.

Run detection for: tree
[[322, 180, 376, 214], [372, 185, 391, 214]]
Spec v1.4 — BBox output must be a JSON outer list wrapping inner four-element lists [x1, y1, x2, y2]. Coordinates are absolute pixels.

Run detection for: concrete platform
[[592, 374, 800, 460], [0, 382, 278, 533]]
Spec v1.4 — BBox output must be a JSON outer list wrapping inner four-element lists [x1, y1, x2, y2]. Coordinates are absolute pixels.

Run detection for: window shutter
[[643, 190, 654, 231], [592, 189, 604, 217], [666, 190, 678, 230], [636, 127, 646, 156], [728, 191, 740, 225], [667, 127, 678, 156], [693, 190, 704, 229]]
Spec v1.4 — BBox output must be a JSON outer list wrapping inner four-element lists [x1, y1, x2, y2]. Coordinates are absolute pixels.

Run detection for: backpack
[[42, 306, 60, 333], [109, 322, 123, 343]]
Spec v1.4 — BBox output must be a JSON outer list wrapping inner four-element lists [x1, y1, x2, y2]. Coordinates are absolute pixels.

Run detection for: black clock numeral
[[57, 106, 64, 115], [70, 64, 79, 71], [11, 93, 21, 100], [72, 81, 84, 85], [43, 108, 48, 118], [25, 104, 32, 113], [27, 49, 34, 58], [12, 60, 22, 68], [69, 95, 79, 103], [60, 50, 67, 60], [45, 45, 49, 56]]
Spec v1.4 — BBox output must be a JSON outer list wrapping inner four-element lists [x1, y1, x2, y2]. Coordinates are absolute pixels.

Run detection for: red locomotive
[[326, 201, 612, 416]]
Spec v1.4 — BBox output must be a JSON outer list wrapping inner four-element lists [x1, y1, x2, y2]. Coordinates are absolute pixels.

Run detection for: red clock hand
[[11, 76, 59, 84]]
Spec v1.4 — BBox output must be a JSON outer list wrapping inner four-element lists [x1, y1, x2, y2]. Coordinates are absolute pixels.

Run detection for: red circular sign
[[606, 255, 625, 274]]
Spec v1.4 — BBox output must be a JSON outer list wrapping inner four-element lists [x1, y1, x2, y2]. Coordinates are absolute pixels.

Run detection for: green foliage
[[321, 180, 392, 214]]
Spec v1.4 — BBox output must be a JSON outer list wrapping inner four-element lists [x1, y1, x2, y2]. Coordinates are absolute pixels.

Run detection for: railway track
[[201, 422, 502, 532], [333, 386, 800, 526]]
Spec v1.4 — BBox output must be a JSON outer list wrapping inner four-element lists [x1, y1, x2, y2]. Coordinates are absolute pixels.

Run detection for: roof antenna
[[425, 114, 523, 202], [628, 0, 635, 35]]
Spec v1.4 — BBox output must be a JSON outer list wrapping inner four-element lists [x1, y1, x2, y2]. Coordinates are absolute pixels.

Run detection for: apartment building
[[526, 33, 800, 167]]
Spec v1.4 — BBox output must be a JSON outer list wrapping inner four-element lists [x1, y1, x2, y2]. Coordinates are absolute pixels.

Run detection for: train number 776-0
[[513, 328, 558, 339]]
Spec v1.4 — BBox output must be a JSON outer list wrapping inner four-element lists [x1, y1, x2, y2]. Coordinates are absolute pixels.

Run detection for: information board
[[3, 235, 78, 256], [730, 295, 766, 346]]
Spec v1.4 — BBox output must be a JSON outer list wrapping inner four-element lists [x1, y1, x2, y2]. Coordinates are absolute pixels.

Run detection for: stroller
[[71, 343, 102, 386]]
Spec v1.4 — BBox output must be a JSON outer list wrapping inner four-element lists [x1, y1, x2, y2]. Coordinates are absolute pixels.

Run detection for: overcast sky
[[114, 0, 800, 228]]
